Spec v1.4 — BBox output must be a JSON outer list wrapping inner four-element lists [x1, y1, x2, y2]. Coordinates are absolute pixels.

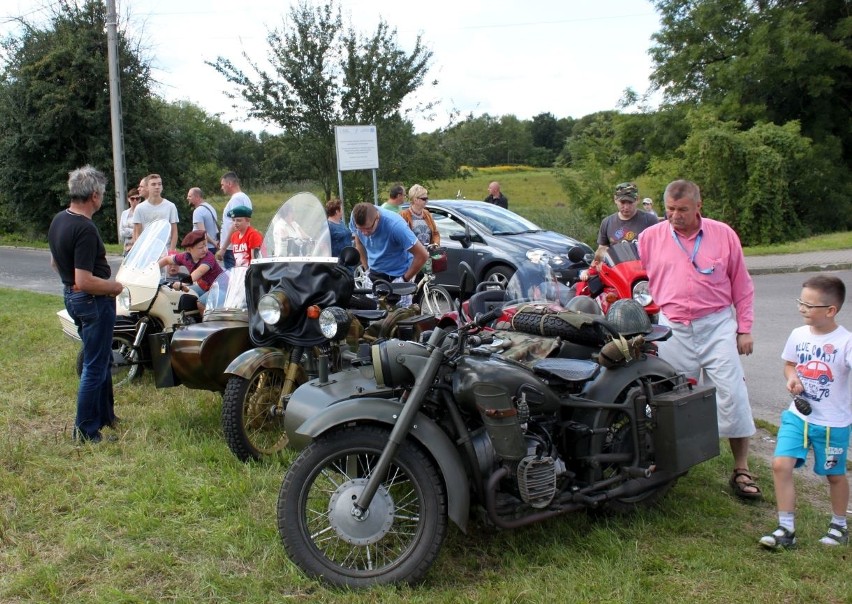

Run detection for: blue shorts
[[774, 409, 850, 476]]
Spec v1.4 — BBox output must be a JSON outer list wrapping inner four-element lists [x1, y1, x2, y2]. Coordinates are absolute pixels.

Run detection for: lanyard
[[671, 227, 714, 274]]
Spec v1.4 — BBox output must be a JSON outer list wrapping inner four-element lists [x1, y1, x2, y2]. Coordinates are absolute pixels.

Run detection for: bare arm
[[74, 268, 123, 296], [133, 223, 142, 243], [169, 224, 178, 252], [354, 236, 368, 269], [403, 242, 429, 281], [783, 360, 803, 394]]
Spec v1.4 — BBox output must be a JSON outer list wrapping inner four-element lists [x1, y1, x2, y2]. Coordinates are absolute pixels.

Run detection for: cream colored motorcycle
[[58, 219, 200, 387]]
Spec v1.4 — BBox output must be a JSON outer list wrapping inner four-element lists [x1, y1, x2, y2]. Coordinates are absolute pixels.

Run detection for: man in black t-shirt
[[48, 165, 124, 443]]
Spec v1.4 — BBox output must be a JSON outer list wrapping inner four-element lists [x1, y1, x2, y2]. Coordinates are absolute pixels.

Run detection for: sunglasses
[[129, 196, 141, 201], [418, 196, 428, 201]]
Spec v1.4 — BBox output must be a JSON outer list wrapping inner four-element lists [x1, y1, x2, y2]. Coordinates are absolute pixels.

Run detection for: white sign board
[[335, 125, 379, 171]]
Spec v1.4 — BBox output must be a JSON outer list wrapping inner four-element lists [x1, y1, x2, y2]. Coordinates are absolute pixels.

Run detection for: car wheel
[[483, 265, 514, 289]]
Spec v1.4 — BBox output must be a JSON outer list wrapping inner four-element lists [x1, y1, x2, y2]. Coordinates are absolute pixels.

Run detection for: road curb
[[748, 262, 852, 276]]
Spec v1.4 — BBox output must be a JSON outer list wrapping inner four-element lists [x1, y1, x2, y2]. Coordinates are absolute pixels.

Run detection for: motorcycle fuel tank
[[453, 354, 562, 414]]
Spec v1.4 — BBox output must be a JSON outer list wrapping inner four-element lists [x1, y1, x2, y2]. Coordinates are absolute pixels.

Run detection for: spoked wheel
[[421, 284, 454, 317], [76, 333, 143, 388], [222, 367, 293, 462], [592, 381, 676, 513], [278, 426, 448, 588]]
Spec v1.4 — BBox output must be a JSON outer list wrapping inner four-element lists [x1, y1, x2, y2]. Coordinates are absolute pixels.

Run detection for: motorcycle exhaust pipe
[[475, 384, 526, 462]]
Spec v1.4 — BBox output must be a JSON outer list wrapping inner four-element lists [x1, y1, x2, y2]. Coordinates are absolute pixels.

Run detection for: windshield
[[505, 256, 575, 308], [450, 204, 541, 235], [604, 240, 641, 266], [204, 267, 248, 314], [260, 192, 333, 262], [122, 219, 170, 270]]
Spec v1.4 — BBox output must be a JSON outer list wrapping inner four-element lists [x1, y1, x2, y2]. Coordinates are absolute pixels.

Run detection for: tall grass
[[1, 287, 850, 603]]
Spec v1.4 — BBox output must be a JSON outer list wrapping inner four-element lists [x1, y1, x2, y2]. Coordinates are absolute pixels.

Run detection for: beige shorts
[[656, 307, 756, 439]]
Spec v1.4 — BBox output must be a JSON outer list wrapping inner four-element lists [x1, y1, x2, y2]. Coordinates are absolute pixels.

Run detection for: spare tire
[[509, 310, 605, 347]]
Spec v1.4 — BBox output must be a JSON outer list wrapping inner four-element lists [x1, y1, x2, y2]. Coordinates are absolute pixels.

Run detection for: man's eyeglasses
[[796, 299, 832, 310], [356, 214, 379, 234]]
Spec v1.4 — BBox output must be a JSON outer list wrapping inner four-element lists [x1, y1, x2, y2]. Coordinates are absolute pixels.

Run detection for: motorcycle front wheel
[[278, 425, 448, 588], [221, 367, 290, 462], [76, 333, 143, 388]]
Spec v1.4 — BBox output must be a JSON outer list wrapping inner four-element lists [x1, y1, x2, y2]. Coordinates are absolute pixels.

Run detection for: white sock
[[778, 511, 795, 533], [831, 514, 847, 529]]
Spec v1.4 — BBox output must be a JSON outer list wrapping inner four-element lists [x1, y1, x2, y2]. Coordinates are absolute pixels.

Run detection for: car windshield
[[449, 204, 542, 236], [259, 192, 334, 262]]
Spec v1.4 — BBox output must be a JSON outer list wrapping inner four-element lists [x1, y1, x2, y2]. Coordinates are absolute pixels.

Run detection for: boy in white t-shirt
[[760, 275, 851, 550]]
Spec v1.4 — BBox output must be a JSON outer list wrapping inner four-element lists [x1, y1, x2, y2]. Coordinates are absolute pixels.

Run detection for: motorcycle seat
[[351, 309, 387, 322], [531, 358, 600, 383]]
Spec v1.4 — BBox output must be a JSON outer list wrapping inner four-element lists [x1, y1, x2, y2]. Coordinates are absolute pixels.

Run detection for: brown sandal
[[730, 468, 762, 500]]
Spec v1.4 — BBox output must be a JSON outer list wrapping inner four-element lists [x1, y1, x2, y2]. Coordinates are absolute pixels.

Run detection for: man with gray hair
[[48, 165, 124, 443]]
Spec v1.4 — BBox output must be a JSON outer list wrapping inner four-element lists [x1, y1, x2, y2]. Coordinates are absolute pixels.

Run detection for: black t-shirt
[[47, 209, 111, 287]]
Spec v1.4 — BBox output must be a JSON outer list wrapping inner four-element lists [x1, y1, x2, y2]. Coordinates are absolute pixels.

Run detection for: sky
[[1, 0, 663, 134]]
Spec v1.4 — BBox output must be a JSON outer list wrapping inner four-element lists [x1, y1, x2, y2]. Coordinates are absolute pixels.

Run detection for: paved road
[[2, 245, 848, 426]]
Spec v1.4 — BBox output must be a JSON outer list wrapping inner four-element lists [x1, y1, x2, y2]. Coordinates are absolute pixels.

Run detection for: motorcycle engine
[[471, 425, 565, 510]]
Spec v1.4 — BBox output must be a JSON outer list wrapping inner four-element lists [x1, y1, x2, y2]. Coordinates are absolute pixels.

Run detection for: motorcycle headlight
[[118, 286, 131, 311], [632, 280, 653, 306], [258, 291, 290, 325], [370, 339, 427, 388], [319, 306, 351, 340]]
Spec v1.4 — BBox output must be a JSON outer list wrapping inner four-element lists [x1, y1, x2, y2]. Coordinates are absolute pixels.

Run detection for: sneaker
[[759, 526, 796, 550], [819, 523, 848, 546]]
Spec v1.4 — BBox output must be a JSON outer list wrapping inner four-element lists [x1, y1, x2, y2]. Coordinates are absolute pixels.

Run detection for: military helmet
[[606, 299, 652, 336], [566, 295, 602, 315]]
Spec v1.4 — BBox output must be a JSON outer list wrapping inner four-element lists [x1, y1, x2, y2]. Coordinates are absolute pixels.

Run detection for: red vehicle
[[797, 360, 834, 385], [575, 240, 659, 319]]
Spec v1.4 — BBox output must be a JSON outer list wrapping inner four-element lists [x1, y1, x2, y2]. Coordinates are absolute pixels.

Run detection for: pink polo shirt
[[638, 217, 754, 333]]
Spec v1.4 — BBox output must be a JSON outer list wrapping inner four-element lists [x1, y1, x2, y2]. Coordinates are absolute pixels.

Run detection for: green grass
[[2, 287, 851, 603]]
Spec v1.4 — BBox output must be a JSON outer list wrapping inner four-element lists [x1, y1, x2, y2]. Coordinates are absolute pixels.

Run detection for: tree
[[0, 0, 157, 238], [210, 0, 433, 201], [649, 0, 852, 154]]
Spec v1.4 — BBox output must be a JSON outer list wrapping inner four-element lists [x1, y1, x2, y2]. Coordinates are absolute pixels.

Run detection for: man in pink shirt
[[638, 179, 760, 500]]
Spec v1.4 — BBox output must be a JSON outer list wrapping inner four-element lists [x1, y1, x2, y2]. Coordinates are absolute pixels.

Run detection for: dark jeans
[[64, 291, 116, 440], [223, 249, 236, 270]]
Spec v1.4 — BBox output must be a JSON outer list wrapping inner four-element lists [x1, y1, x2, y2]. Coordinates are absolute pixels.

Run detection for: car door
[[428, 208, 472, 290]]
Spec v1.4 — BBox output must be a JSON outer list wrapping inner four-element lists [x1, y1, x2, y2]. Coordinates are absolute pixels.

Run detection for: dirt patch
[[749, 426, 833, 510]]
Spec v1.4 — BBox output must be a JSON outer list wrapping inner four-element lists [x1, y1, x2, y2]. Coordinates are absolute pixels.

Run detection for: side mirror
[[338, 245, 360, 268]]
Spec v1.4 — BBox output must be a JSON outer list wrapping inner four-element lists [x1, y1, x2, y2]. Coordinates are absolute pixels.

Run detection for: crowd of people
[[49, 165, 849, 551]]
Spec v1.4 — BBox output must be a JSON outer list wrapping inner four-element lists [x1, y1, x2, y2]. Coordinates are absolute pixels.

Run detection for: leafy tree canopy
[[210, 0, 436, 202]]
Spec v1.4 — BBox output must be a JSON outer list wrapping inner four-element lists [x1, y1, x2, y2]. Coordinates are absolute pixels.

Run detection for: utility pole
[[105, 0, 127, 242]]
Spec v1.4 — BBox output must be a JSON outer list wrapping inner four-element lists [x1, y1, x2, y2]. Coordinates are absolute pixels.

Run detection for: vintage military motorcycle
[[58, 219, 200, 387], [150, 266, 253, 392], [276, 282, 720, 587]]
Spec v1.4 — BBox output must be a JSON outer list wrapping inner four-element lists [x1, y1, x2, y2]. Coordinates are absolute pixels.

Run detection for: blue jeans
[[64, 291, 117, 440]]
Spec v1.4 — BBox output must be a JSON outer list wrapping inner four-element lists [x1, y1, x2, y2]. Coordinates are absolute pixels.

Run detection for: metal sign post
[[334, 125, 380, 209]]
